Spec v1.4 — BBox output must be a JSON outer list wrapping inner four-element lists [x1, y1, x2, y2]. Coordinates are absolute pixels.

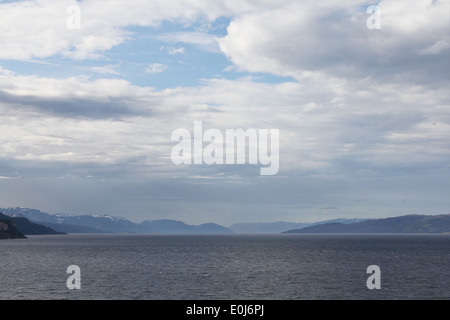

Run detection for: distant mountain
[[141, 219, 233, 234], [195, 223, 232, 234], [50, 214, 146, 233], [9, 207, 447, 235], [229, 219, 364, 234], [0, 214, 26, 239], [1, 207, 56, 224], [284, 214, 450, 234], [35, 221, 110, 234], [1, 208, 233, 234], [314, 218, 366, 225], [1, 208, 144, 234], [0, 212, 62, 236], [229, 222, 311, 234]]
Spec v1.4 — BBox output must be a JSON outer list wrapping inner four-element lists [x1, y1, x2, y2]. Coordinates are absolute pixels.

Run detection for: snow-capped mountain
[[0, 207, 232, 234]]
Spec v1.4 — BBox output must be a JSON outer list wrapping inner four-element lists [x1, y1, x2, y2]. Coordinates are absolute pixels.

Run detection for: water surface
[[0, 234, 448, 300]]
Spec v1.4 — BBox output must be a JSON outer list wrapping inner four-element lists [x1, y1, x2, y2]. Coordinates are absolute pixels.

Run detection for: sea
[[0, 234, 449, 300]]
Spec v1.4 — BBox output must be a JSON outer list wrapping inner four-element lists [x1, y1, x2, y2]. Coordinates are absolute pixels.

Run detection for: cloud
[[0, 72, 158, 118], [0, 90, 146, 119], [0, 0, 448, 223], [2, 0, 447, 82], [417, 40, 450, 55], [0, 176, 21, 180], [145, 63, 168, 74], [168, 47, 185, 55], [218, 0, 450, 84], [156, 32, 221, 53], [0, 67, 447, 179], [0, 0, 294, 61], [0, 0, 278, 61], [89, 64, 123, 75], [0, 0, 127, 60], [0, 73, 448, 223]]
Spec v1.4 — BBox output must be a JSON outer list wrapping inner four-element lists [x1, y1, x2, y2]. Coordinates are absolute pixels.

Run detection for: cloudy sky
[[0, 0, 448, 225]]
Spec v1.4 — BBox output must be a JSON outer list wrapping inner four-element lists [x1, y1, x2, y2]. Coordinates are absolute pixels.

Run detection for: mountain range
[[284, 214, 450, 234], [0, 207, 232, 235], [0, 211, 63, 236], [229, 219, 364, 234], [1, 207, 449, 235]]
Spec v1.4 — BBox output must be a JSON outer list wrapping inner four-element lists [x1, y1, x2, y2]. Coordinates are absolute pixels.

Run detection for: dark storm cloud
[[0, 90, 152, 119]]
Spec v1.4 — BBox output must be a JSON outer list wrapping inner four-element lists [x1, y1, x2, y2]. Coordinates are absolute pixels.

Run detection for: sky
[[0, 0, 449, 225]]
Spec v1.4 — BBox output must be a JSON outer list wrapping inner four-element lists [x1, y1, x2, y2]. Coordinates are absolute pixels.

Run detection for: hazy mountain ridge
[[229, 219, 365, 234], [284, 214, 450, 234], [1, 208, 232, 234], [229, 221, 310, 234], [141, 219, 232, 234], [0, 212, 62, 236], [2, 208, 449, 235]]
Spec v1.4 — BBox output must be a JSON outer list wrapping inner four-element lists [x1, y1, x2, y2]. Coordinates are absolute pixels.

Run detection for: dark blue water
[[0, 234, 449, 300]]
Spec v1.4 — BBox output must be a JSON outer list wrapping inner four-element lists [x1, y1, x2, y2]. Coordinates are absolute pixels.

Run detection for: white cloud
[[0, 0, 129, 60], [168, 47, 185, 55], [0, 0, 448, 223], [218, 0, 450, 82], [0, 0, 281, 61], [0, 66, 448, 180], [2, 0, 447, 78], [0, 176, 21, 180], [145, 63, 168, 74], [89, 64, 122, 75], [156, 32, 221, 53]]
